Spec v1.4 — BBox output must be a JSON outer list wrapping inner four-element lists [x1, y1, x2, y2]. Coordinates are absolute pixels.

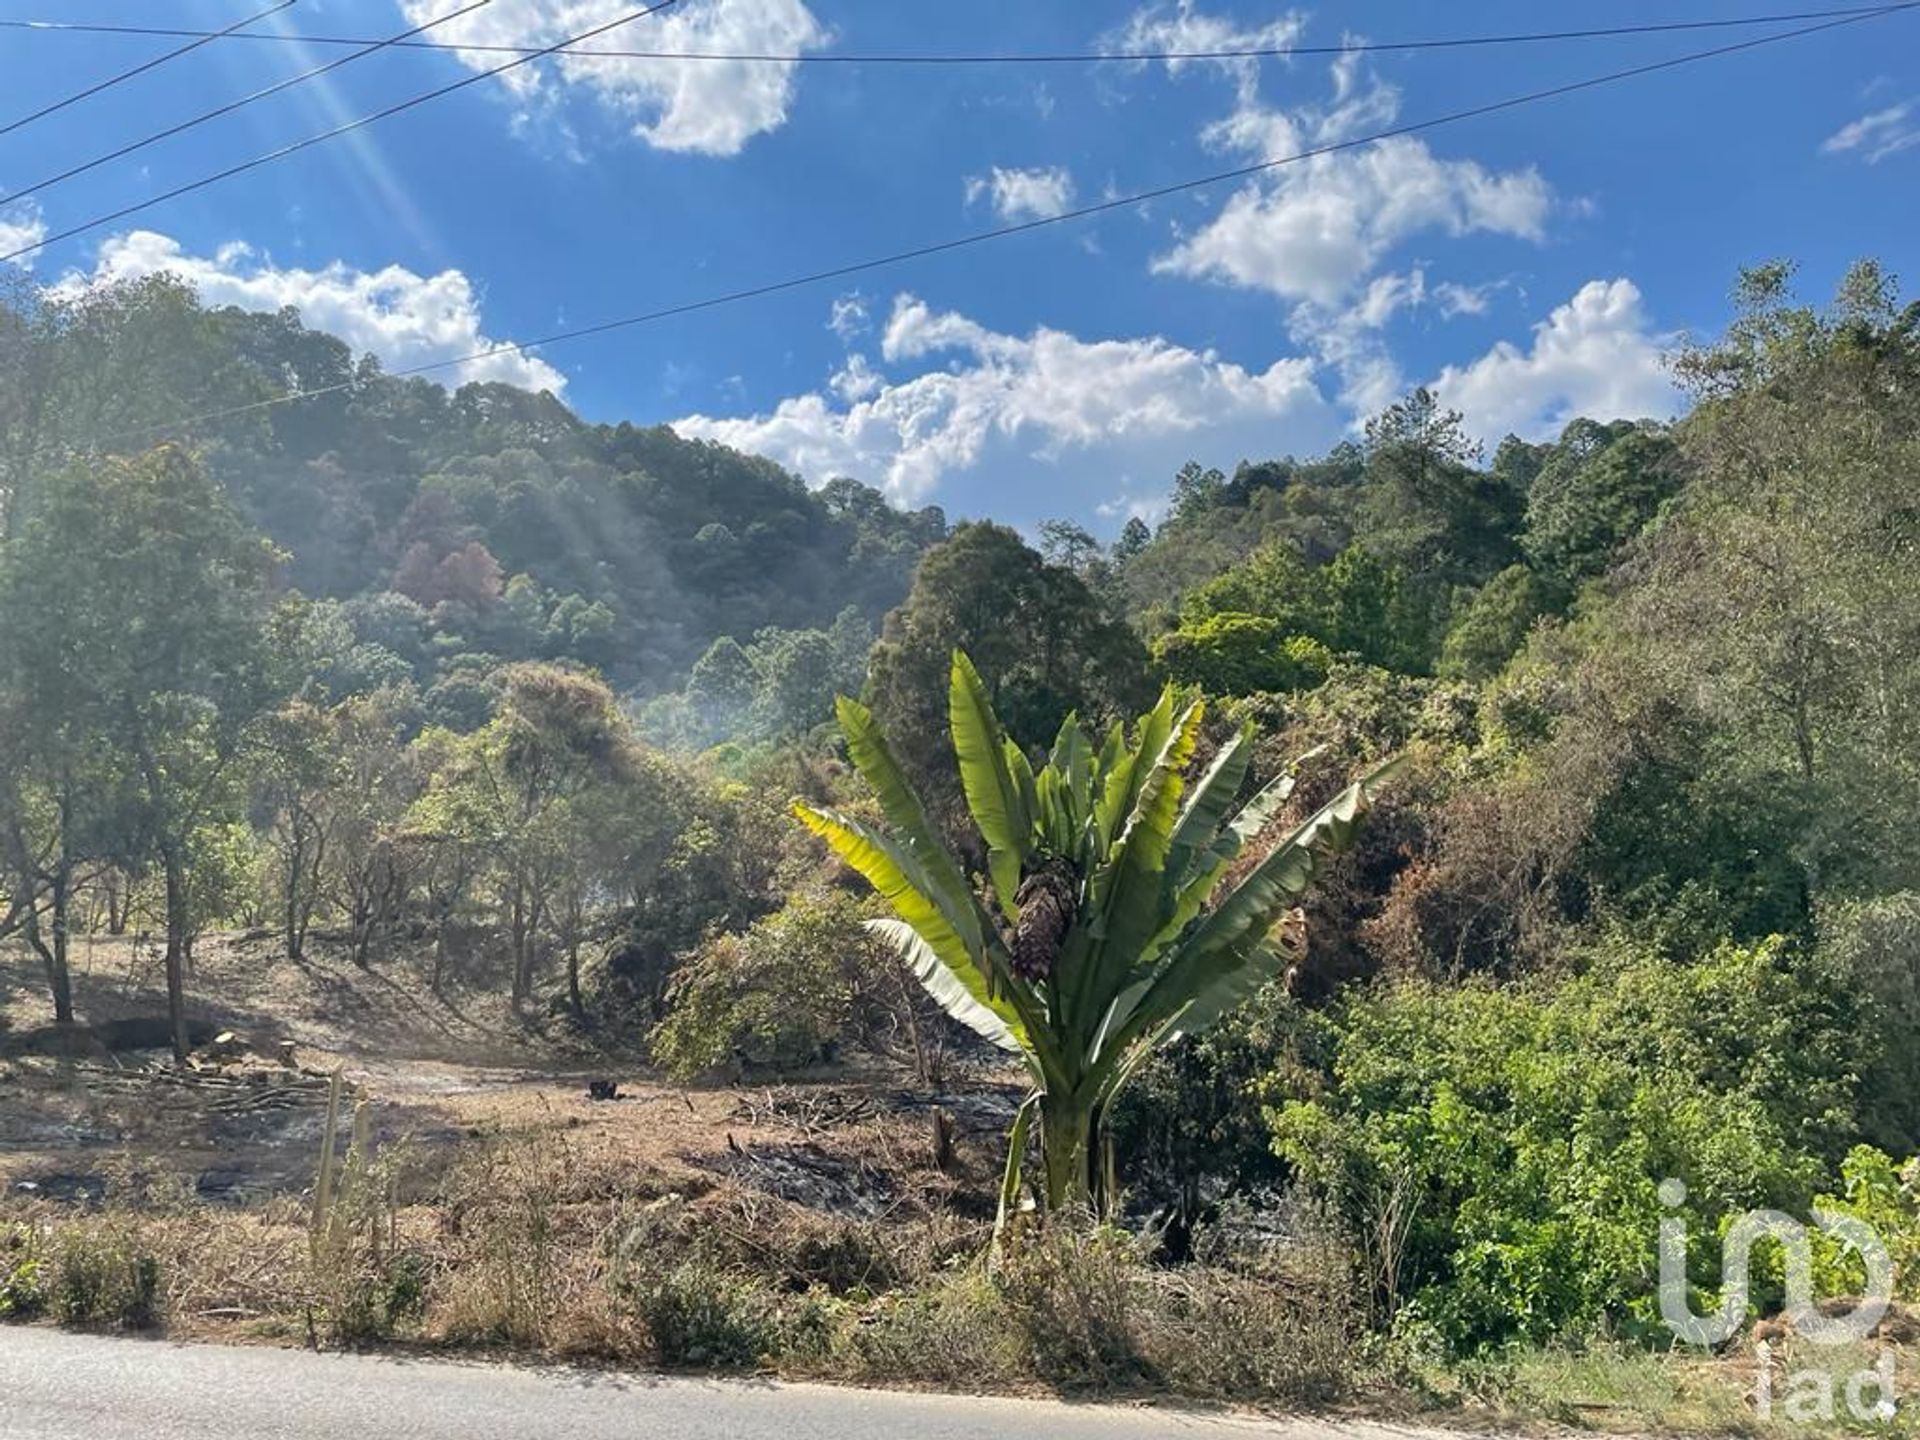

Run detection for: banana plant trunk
[[1038, 1091, 1115, 1217]]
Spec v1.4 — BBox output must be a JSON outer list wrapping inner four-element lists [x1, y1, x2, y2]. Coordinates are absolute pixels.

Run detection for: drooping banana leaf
[[1226, 742, 1328, 848], [867, 918, 1026, 1056], [793, 803, 1000, 1014], [997, 1091, 1041, 1237], [1167, 727, 1252, 884]]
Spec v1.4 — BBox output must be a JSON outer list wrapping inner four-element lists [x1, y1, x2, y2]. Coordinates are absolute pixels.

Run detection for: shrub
[[1269, 934, 1872, 1351], [0, 1224, 46, 1319], [617, 1255, 780, 1368], [822, 1220, 1356, 1403], [1813, 1145, 1920, 1300], [48, 1224, 163, 1330], [1817, 893, 1920, 1150], [652, 891, 879, 1079], [1152, 613, 1333, 697], [997, 1224, 1149, 1390]]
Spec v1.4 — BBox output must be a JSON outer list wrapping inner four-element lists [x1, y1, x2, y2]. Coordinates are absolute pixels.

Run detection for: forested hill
[[0, 273, 947, 701]]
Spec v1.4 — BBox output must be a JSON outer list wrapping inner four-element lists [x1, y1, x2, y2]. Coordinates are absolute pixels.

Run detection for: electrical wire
[[0, 0, 293, 139], [110, 0, 1919, 445], [0, 3, 1903, 65], [0, 0, 679, 267], [0, 1, 494, 209]]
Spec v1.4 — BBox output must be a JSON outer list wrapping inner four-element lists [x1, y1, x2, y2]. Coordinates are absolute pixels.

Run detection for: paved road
[[0, 1327, 1445, 1440]]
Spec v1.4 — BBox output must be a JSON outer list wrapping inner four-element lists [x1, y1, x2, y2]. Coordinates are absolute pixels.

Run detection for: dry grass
[[6, 932, 1883, 1430], [0, 1105, 1365, 1409]]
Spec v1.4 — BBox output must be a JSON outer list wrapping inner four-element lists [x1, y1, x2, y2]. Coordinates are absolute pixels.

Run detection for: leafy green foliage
[[652, 892, 880, 1079], [863, 524, 1152, 815], [1269, 935, 1871, 1351], [0, 277, 943, 698], [1520, 420, 1680, 582], [1175, 542, 1435, 676], [1436, 566, 1556, 682], [800, 652, 1398, 1215], [1152, 614, 1333, 697], [47, 1224, 163, 1330]]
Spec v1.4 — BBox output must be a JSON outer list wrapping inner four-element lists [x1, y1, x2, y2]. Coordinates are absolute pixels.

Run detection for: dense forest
[[3, 257, 1918, 1362]]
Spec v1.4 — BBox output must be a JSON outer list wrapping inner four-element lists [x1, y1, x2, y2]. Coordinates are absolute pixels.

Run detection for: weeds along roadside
[[0, 1117, 1364, 1410]]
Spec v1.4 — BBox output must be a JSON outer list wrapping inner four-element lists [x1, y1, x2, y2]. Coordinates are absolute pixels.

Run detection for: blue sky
[[2, 0, 1915, 532]]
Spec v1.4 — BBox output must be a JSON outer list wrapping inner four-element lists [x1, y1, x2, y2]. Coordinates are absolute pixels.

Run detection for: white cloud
[[672, 294, 1334, 506], [827, 293, 870, 340], [1821, 103, 1920, 163], [1141, 28, 1550, 309], [395, 0, 829, 156], [1160, 134, 1552, 307], [1105, 1, 1306, 81], [1431, 279, 1678, 445], [57, 231, 563, 392], [1097, 491, 1170, 526], [828, 353, 881, 402], [1434, 279, 1499, 318], [1348, 269, 1426, 330], [965, 166, 1077, 223], [1285, 268, 1511, 420], [0, 198, 45, 268]]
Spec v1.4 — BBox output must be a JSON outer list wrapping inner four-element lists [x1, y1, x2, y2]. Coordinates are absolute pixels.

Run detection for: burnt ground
[[0, 932, 1020, 1223]]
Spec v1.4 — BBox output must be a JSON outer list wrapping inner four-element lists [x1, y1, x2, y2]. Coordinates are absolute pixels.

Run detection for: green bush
[[1817, 893, 1920, 1150], [0, 1225, 46, 1319], [1813, 1145, 1920, 1300], [1151, 613, 1333, 697], [652, 891, 877, 1079], [48, 1225, 162, 1330], [620, 1257, 781, 1368], [1268, 934, 1872, 1352]]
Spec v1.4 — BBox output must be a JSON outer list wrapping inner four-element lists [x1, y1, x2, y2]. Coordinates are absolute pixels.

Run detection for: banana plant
[[794, 652, 1401, 1219]]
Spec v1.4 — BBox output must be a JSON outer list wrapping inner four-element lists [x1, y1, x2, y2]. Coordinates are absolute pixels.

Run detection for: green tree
[[1152, 614, 1333, 697], [1359, 388, 1516, 589], [1112, 516, 1153, 564], [254, 699, 342, 961], [1436, 565, 1555, 682], [412, 663, 645, 1004], [1521, 420, 1680, 582], [0, 446, 281, 1056], [686, 636, 757, 738], [865, 523, 1151, 814], [797, 653, 1398, 1217]]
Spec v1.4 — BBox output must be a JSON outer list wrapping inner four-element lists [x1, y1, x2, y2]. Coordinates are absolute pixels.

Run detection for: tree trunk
[[48, 852, 72, 1025], [510, 889, 531, 1005], [1039, 1091, 1097, 1216], [431, 918, 448, 995], [284, 863, 303, 962], [163, 849, 190, 1062], [106, 875, 128, 935], [46, 793, 74, 1024]]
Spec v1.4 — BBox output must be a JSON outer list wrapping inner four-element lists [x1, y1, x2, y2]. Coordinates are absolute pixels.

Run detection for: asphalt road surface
[[0, 1327, 1450, 1440]]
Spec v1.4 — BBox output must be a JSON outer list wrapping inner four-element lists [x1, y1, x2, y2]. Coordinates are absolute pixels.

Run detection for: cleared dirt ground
[[0, 933, 1017, 1226]]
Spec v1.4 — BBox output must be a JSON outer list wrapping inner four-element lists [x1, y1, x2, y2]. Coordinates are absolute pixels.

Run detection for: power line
[[2, 1, 493, 210], [111, 0, 1920, 445], [0, 0, 679, 267], [0, 0, 293, 140], [0, 4, 1901, 66]]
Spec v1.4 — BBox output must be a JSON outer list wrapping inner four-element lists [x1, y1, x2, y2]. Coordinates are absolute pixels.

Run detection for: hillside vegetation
[[3, 260, 1919, 1424]]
